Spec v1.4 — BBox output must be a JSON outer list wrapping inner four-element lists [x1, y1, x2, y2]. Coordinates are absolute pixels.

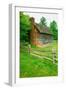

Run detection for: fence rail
[[21, 45, 58, 65]]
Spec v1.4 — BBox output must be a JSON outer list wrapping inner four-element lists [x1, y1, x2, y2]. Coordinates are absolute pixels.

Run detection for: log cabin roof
[[30, 17, 52, 35], [34, 23, 52, 35]]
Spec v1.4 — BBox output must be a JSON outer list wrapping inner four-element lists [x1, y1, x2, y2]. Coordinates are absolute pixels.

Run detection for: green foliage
[[50, 21, 58, 40], [20, 12, 31, 43], [39, 17, 47, 27]]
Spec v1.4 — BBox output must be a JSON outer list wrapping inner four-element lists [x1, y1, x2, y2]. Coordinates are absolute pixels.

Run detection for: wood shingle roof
[[34, 23, 52, 35]]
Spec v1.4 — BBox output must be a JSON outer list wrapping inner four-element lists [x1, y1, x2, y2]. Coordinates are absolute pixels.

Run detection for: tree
[[50, 20, 58, 40], [20, 12, 31, 43], [39, 17, 47, 27]]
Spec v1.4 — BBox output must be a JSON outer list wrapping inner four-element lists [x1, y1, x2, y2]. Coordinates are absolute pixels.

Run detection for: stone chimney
[[30, 17, 36, 46], [30, 17, 35, 24]]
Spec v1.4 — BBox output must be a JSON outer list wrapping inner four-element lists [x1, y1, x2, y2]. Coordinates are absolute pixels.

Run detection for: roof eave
[[40, 32, 53, 35]]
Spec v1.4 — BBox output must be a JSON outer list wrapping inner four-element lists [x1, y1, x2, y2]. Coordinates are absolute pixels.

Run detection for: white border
[[9, 4, 64, 86]]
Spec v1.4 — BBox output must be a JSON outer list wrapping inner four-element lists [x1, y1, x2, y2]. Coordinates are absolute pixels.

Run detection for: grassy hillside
[[20, 40, 58, 78]]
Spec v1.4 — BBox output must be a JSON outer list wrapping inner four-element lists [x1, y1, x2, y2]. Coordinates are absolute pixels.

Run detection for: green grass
[[20, 40, 58, 78], [31, 40, 58, 59]]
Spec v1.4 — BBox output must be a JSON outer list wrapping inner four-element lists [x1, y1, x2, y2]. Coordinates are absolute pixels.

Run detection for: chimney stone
[[30, 17, 35, 24]]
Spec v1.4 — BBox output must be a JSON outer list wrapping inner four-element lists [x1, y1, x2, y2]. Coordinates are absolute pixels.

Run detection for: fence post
[[28, 44, 31, 55], [52, 49, 56, 64]]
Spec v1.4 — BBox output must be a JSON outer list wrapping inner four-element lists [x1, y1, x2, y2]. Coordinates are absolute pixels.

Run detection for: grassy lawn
[[20, 40, 58, 78]]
